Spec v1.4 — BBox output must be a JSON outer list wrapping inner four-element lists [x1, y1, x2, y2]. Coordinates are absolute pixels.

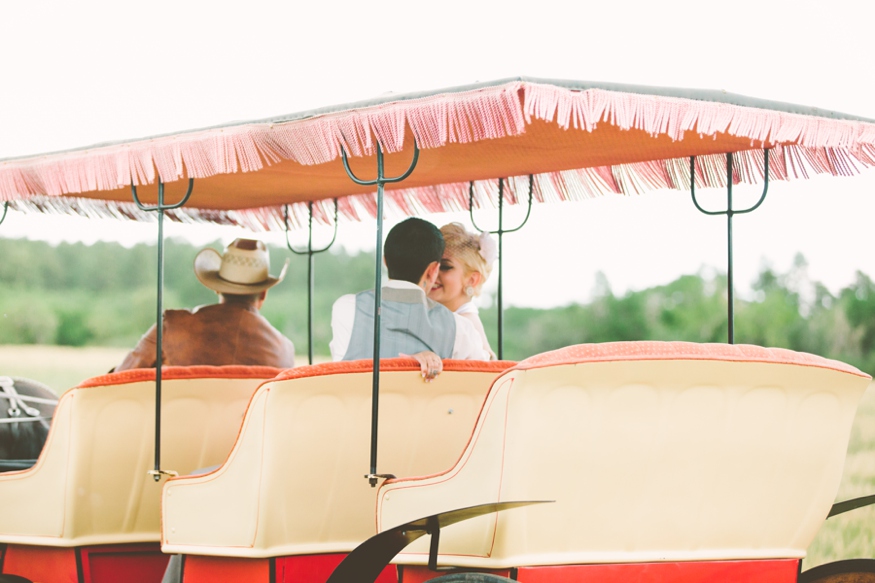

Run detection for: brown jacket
[[115, 303, 295, 371]]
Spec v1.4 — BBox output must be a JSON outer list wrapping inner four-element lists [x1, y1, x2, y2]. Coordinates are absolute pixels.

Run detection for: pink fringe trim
[[523, 84, 873, 150], [4, 81, 875, 229], [0, 82, 526, 200], [1, 145, 845, 233]]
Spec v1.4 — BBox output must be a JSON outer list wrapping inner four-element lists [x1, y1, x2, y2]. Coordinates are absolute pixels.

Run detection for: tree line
[[2, 238, 875, 373]]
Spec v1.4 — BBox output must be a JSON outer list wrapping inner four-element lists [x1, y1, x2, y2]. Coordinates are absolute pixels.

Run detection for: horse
[[0, 376, 58, 471]]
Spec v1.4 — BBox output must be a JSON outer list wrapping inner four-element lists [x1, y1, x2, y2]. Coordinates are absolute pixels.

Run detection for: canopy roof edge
[[2, 77, 872, 165], [2, 77, 875, 223]]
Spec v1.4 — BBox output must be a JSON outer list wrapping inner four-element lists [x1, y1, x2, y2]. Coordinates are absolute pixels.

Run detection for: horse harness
[[0, 376, 57, 425]]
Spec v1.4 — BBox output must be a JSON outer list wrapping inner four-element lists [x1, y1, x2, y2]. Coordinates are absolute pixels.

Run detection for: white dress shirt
[[330, 280, 489, 362]]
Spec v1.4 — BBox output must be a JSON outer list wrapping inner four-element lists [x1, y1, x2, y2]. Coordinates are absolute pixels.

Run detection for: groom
[[329, 218, 489, 380]]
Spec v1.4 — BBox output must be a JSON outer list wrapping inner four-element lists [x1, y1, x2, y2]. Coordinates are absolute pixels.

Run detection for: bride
[[428, 223, 497, 360]]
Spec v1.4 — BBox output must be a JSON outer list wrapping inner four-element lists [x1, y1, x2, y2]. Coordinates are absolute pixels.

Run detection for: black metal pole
[[497, 179, 504, 360], [153, 182, 165, 480], [468, 177, 533, 361], [690, 152, 768, 346], [341, 143, 419, 487], [307, 202, 315, 365], [369, 146, 386, 487], [726, 153, 735, 345], [285, 200, 339, 365], [130, 178, 192, 482]]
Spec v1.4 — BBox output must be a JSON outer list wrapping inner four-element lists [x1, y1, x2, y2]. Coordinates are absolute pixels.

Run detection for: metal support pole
[[690, 150, 769, 344], [0, 201, 8, 226], [308, 242, 315, 362], [371, 157, 386, 487], [342, 143, 419, 486], [726, 155, 735, 344], [155, 184, 166, 475], [131, 178, 193, 481], [285, 199, 339, 364], [497, 180, 504, 358], [469, 176, 534, 360]]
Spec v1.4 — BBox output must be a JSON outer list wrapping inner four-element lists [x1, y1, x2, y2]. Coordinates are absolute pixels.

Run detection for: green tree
[[5, 237, 875, 375]]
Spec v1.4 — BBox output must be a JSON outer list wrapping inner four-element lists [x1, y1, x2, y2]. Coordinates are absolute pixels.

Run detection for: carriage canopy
[[2, 77, 874, 231]]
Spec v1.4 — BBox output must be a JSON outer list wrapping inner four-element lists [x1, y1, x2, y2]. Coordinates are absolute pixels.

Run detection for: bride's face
[[429, 253, 471, 311]]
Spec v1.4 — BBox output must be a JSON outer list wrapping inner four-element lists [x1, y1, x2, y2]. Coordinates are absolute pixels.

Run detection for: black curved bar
[[341, 147, 378, 186], [690, 152, 770, 216], [341, 143, 420, 187], [468, 175, 534, 234], [799, 559, 875, 583], [828, 493, 875, 518], [502, 174, 534, 234], [468, 180, 486, 233], [326, 501, 549, 583], [163, 178, 195, 210], [689, 151, 770, 345], [690, 157, 727, 216], [284, 199, 339, 256], [382, 143, 420, 184], [734, 148, 770, 215], [0, 201, 8, 226], [131, 178, 194, 212]]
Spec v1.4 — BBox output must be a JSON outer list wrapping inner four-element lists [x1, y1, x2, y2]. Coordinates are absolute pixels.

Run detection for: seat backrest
[[378, 342, 871, 568], [162, 359, 514, 558], [0, 366, 280, 546]]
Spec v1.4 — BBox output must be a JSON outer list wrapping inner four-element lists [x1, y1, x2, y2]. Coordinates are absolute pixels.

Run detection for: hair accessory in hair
[[478, 231, 498, 267]]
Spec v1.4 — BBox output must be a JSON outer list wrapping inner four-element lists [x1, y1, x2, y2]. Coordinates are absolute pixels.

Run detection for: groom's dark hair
[[385, 218, 445, 284]]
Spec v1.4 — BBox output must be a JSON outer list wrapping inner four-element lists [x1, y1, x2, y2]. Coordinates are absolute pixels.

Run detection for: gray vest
[[342, 286, 456, 360]]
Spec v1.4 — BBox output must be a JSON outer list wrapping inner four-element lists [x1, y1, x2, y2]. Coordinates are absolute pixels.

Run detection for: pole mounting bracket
[[689, 150, 770, 344], [130, 178, 195, 482], [467, 175, 534, 360], [340, 141, 420, 487], [284, 199, 340, 364]]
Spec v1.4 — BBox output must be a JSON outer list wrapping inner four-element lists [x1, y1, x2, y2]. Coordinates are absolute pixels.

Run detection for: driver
[[115, 238, 295, 371]]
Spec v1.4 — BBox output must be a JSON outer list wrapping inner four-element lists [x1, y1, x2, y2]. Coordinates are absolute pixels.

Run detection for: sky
[[2, 0, 875, 308]]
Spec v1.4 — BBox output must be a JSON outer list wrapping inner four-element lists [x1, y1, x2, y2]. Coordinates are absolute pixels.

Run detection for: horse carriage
[[1, 78, 874, 583]]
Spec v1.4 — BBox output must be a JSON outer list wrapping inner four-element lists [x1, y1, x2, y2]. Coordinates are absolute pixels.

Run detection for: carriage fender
[[327, 501, 549, 583]]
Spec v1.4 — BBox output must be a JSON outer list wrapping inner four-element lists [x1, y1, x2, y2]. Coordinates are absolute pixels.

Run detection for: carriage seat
[[161, 358, 514, 558], [377, 341, 871, 569], [0, 366, 281, 547]]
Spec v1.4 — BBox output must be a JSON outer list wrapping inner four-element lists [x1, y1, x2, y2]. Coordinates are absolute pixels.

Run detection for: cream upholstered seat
[[0, 366, 280, 547], [161, 359, 512, 558], [377, 342, 871, 569]]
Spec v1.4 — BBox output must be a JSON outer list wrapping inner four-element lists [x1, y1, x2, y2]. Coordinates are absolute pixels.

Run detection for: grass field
[[0, 344, 871, 568], [0, 345, 127, 393]]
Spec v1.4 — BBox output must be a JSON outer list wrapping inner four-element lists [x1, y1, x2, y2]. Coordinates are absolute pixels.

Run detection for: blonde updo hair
[[440, 223, 492, 296]]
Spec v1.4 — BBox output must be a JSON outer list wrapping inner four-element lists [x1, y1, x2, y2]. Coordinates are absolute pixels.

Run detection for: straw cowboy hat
[[194, 238, 288, 295]]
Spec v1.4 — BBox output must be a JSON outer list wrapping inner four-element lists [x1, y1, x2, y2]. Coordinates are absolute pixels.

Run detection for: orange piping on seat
[[378, 341, 869, 499], [509, 341, 870, 378], [78, 365, 285, 388], [163, 360, 515, 489], [273, 358, 515, 381]]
